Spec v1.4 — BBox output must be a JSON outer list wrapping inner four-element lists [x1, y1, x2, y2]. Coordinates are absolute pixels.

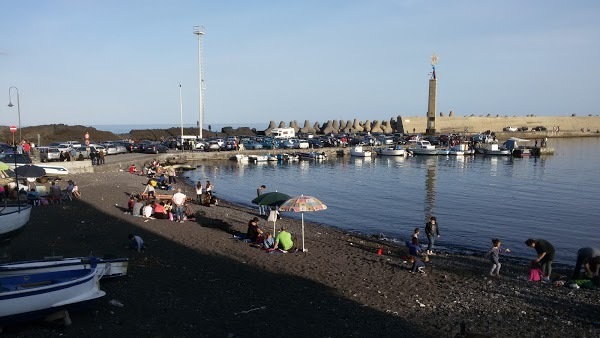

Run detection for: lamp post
[[8, 86, 22, 142], [193, 26, 205, 139]]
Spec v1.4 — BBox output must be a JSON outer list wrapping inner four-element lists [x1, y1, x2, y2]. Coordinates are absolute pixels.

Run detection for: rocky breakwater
[[264, 117, 403, 135]]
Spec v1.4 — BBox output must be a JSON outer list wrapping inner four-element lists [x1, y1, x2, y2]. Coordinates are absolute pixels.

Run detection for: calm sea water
[[184, 138, 600, 265]]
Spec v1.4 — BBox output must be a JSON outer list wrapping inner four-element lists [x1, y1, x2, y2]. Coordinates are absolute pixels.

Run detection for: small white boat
[[0, 257, 129, 279], [376, 144, 406, 156], [437, 148, 450, 155], [267, 154, 278, 162], [0, 204, 32, 242], [233, 154, 249, 163], [407, 140, 438, 155], [448, 145, 465, 156], [248, 155, 269, 162], [298, 152, 327, 160], [484, 143, 511, 156], [0, 268, 105, 324], [10, 163, 69, 176], [350, 145, 372, 157]]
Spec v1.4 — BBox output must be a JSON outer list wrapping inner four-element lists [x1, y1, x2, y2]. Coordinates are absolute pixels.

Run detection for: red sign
[[9, 126, 17, 133]]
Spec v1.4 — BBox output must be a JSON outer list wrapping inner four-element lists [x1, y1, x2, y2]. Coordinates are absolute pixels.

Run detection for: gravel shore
[[2, 170, 599, 337]]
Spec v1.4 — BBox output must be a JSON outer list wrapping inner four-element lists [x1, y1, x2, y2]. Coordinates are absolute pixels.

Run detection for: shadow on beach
[[4, 197, 427, 337]]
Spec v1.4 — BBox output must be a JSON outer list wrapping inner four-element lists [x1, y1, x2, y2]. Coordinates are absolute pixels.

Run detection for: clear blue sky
[[1, 0, 599, 127]]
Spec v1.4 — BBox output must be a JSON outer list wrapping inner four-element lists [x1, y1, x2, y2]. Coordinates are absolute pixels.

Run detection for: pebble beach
[[3, 169, 600, 337]]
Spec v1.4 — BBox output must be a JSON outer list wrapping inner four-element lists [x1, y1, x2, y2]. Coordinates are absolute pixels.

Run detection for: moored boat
[[350, 145, 372, 157], [298, 152, 327, 160], [375, 144, 405, 156], [0, 268, 105, 325], [248, 155, 269, 162], [484, 143, 511, 156], [407, 140, 438, 155]]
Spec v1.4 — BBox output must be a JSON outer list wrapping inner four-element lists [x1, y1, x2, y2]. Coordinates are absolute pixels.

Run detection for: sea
[[180, 137, 600, 265]]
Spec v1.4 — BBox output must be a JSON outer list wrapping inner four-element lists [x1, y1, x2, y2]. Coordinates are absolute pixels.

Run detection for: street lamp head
[[7, 102, 13, 108]]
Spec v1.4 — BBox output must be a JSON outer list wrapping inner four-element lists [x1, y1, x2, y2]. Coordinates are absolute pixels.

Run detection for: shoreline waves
[[3, 169, 599, 337]]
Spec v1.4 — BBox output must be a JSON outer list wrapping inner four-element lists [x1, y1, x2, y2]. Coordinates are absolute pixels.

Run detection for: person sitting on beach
[[184, 202, 196, 221], [247, 217, 263, 243], [406, 237, 422, 257], [408, 256, 426, 275], [48, 181, 62, 203], [129, 164, 137, 174], [72, 182, 81, 198], [274, 227, 294, 252], [132, 197, 144, 217], [571, 247, 600, 279], [485, 238, 510, 277], [143, 180, 156, 199], [128, 233, 145, 252], [153, 201, 167, 219], [263, 232, 275, 250], [143, 201, 154, 219], [163, 200, 173, 220], [27, 188, 40, 205]]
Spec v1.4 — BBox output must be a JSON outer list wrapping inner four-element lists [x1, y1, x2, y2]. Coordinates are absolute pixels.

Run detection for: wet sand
[[2, 171, 599, 337]]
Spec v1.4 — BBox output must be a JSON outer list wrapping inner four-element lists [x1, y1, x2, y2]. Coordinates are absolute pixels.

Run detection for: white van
[[270, 127, 295, 139]]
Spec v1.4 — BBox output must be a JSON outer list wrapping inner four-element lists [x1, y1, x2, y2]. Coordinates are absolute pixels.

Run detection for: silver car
[[38, 147, 61, 162]]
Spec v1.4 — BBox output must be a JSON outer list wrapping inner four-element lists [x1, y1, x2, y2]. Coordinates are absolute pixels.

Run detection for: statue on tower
[[430, 52, 438, 80]]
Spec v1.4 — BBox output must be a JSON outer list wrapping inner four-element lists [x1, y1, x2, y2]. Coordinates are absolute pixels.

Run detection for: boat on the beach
[[0, 204, 32, 242], [350, 145, 372, 157], [0, 268, 105, 325], [375, 144, 406, 156], [0, 256, 129, 278], [233, 154, 249, 163], [406, 140, 437, 155]]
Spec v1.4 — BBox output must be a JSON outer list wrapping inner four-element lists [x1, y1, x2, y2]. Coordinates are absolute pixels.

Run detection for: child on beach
[[263, 232, 275, 250], [408, 256, 426, 275], [127, 196, 135, 214], [485, 239, 510, 277], [529, 260, 546, 282], [406, 237, 422, 257], [412, 228, 420, 245], [128, 234, 145, 252]]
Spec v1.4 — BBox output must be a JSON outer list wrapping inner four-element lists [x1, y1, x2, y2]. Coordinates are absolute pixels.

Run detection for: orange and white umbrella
[[278, 195, 327, 252]]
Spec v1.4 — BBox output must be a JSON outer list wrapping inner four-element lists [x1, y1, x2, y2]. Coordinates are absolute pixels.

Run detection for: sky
[[1, 0, 599, 128]]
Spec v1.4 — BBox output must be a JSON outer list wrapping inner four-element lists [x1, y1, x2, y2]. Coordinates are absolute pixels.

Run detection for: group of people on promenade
[[405, 216, 600, 286]]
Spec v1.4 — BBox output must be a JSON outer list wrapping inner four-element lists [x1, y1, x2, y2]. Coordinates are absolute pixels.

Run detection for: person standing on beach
[[425, 216, 440, 255], [571, 247, 600, 279], [485, 239, 510, 277], [525, 239, 555, 278], [172, 188, 187, 223], [412, 228, 420, 245], [257, 185, 267, 215]]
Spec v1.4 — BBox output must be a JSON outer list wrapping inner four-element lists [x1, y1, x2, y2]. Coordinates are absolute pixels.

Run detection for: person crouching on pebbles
[[485, 238, 510, 277], [408, 256, 426, 275]]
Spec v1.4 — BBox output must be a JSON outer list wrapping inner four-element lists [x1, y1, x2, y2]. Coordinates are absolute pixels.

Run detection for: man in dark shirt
[[526, 239, 555, 278]]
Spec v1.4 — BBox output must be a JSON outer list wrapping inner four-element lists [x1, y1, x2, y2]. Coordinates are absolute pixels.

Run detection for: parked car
[[503, 126, 518, 132], [0, 153, 33, 165], [278, 139, 294, 149], [38, 147, 61, 162], [105, 144, 127, 155], [144, 143, 168, 154], [532, 126, 547, 131], [0, 142, 12, 153], [242, 140, 263, 150], [293, 139, 310, 149], [205, 141, 221, 152], [73, 145, 105, 159], [308, 138, 324, 148]]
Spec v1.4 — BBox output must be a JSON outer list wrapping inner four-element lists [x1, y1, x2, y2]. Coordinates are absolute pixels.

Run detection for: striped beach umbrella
[[279, 195, 327, 252]]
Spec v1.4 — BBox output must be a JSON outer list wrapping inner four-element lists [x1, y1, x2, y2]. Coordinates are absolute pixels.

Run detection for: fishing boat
[[350, 145, 372, 157], [276, 153, 299, 162], [406, 140, 438, 155], [0, 268, 105, 324], [267, 154, 278, 162], [375, 144, 406, 156], [0, 204, 32, 242], [447, 145, 465, 156], [233, 154, 249, 163], [437, 148, 450, 155], [0, 256, 129, 278], [504, 137, 532, 158]]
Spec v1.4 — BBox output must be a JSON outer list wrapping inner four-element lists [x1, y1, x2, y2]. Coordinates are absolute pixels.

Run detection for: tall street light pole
[[193, 26, 205, 139], [179, 83, 184, 144], [8, 86, 22, 142]]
